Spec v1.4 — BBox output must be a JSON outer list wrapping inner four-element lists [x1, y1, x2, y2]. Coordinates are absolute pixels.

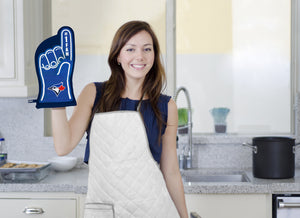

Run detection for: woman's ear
[[117, 57, 122, 66]]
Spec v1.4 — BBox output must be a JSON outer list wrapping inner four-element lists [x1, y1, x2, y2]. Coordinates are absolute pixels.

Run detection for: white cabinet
[[0, 192, 79, 218], [79, 194, 87, 218], [0, 0, 51, 97], [0, 0, 15, 80], [0, 192, 271, 218], [0, 198, 76, 218], [185, 193, 272, 218]]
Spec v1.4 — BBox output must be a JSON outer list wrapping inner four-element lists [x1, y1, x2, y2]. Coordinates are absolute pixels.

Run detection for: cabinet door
[[185, 194, 271, 218], [0, 0, 15, 79], [0, 0, 50, 97], [0, 198, 76, 218]]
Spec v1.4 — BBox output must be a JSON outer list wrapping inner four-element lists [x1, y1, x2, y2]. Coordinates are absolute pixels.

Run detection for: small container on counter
[[210, 107, 230, 133], [0, 138, 7, 161]]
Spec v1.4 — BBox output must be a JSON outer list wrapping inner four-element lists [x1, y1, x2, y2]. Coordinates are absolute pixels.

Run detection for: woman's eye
[[126, 48, 134, 52], [145, 48, 152, 52]]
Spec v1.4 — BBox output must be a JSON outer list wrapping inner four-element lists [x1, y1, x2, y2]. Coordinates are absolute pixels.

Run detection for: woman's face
[[117, 30, 154, 83]]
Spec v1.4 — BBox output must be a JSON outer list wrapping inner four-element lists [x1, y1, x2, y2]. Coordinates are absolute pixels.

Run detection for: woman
[[52, 20, 188, 217]]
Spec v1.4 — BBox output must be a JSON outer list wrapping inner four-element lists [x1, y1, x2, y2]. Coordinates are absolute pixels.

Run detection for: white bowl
[[48, 156, 78, 172]]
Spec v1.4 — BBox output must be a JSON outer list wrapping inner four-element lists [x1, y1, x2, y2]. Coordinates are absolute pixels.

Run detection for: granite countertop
[[182, 168, 300, 194], [1, 165, 300, 195], [0, 165, 89, 194]]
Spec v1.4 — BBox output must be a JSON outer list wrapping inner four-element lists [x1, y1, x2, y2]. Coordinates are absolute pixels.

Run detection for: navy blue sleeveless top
[[84, 82, 171, 164]]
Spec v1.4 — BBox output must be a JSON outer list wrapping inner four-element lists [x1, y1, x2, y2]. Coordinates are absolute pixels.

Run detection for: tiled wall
[[0, 97, 85, 162]]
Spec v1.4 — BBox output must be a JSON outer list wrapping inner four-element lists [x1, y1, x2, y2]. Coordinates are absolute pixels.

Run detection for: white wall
[[176, 0, 291, 134]]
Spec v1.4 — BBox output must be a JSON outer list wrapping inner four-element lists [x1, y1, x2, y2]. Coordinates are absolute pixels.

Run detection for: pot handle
[[242, 143, 258, 154], [293, 142, 300, 153]]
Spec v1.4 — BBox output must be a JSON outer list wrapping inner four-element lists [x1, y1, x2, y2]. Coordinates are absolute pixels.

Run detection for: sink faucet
[[174, 87, 193, 169]]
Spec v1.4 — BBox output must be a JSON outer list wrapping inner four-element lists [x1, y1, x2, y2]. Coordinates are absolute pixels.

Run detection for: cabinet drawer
[[0, 198, 76, 218]]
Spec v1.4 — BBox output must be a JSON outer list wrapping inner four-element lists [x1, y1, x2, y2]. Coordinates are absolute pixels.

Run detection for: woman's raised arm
[[51, 83, 96, 155]]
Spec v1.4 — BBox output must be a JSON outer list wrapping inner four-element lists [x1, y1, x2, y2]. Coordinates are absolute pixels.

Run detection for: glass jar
[[0, 138, 7, 161]]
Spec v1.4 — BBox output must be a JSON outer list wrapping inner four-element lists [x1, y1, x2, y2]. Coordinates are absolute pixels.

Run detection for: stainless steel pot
[[243, 137, 300, 179]]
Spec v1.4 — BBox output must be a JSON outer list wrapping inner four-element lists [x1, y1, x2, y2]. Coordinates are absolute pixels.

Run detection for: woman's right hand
[[51, 83, 96, 155]]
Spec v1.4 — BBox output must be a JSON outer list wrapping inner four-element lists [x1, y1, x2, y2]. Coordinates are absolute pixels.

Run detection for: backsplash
[[0, 97, 85, 162], [0, 93, 299, 168]]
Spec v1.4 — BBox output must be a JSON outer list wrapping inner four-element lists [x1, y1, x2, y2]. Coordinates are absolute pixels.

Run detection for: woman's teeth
[[131, 64, 145, 69]]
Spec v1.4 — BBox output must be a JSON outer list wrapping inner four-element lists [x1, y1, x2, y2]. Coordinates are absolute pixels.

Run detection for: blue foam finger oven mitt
[[34, 26, 76, 108]]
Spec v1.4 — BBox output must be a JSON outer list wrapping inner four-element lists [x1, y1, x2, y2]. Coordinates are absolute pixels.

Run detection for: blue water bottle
[[0, 138, 7, 161]]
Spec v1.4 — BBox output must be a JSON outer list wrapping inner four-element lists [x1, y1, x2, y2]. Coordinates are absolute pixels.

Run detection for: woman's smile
[[131, 64, 146, 70]]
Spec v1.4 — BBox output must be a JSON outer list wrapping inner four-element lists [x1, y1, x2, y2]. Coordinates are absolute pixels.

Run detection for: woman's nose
[[135, 49, 144, 60]]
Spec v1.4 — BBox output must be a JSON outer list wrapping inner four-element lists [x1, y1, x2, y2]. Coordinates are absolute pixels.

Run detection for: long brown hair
[[90, 21, 166, 138]]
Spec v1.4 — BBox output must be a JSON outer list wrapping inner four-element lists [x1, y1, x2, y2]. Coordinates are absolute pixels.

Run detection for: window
[[172, 0, 295, 134]]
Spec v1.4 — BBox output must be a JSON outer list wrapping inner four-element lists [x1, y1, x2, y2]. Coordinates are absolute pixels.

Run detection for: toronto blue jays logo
[[48, 82, 66, 96], [34, 26, 76, 108]]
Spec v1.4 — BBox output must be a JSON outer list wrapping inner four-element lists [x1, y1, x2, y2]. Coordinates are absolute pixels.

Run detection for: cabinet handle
[[23, 207, 45, 214], [278, 199, 300, 208]]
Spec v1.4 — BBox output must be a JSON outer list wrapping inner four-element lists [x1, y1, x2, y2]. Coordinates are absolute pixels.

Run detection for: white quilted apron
[[84, 110, 180, 218]]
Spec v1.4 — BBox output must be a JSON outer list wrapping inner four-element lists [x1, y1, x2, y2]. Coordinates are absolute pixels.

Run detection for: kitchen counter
[[1, 165, 300, 194], [0, 165, 89, 194], [182, 168, 300, 194]]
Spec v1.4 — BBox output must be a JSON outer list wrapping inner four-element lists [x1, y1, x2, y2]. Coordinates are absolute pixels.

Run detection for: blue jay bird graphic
[[48, 82, 66, 97]]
